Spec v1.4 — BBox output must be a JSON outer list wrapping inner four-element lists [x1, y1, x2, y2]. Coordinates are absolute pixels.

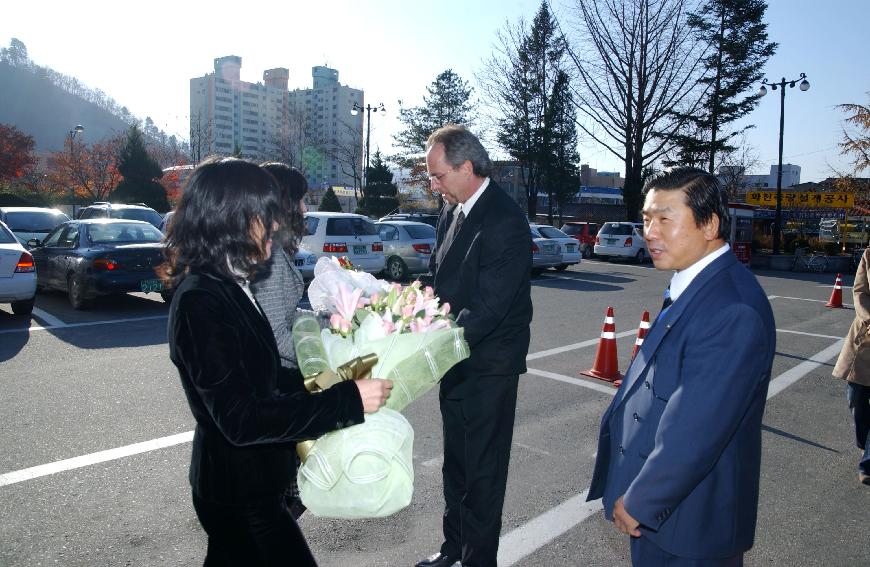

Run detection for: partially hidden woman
[[159, 156, 392, 566], [250, 162, 314, 519]]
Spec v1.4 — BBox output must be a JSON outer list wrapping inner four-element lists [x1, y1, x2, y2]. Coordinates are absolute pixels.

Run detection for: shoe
[[415, 552, 459, 567], [860, 472, 870, 486]]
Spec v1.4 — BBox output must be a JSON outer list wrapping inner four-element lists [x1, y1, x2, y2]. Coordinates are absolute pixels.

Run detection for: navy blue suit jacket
[[587, 250, 775, 559]]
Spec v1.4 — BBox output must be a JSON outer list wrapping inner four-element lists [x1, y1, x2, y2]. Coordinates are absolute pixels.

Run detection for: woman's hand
[[355, 379, 393, 413]]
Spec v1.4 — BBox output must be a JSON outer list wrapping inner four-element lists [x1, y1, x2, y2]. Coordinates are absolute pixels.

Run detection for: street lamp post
[[351, 102, 385, 193], [757, 73, 809, 255], [68, 124, 84, 216]]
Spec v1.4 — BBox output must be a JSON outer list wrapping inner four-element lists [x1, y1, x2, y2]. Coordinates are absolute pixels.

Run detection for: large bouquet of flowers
[[292, 257, 469, 519]]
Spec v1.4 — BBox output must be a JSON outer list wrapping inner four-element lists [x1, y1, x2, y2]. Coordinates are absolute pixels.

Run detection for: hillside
[[0, 61, 133, 153]]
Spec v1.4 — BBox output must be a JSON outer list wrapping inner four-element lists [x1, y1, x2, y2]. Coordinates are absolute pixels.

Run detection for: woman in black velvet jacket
[[159, 157, 391, 566]]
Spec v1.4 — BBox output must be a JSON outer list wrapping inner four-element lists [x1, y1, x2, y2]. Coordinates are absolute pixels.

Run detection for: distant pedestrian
[[833, 246, 870, 486]]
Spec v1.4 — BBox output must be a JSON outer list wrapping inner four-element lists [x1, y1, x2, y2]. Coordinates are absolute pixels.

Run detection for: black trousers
[[192, 491, 316, 567], [439, 374, 519, 567]]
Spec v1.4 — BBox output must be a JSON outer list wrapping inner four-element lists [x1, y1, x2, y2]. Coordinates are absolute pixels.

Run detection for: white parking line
[[525, 368, 616, 396], [0, 431, 193, 488], [526, 331, 637, 361], [0, 314, 168, 335], [497, 491, 602, 566], [777, 329, 843, 340], [769, 295, 853, 307], [31, 307, 64, 327]]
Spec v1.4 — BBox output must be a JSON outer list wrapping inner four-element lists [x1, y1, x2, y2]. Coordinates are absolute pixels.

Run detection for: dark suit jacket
[[168, 269, 364, 505], [421, 181, 532, 398], [587, 251, 776, 559]]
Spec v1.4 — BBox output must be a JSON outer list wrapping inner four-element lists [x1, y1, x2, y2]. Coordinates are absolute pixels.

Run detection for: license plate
[[566, 244, 575, 252], [606, 239, 617, 245], [140, 279, 163, 293], [353, 245, 366, 255], [543, 244, 556, 254]]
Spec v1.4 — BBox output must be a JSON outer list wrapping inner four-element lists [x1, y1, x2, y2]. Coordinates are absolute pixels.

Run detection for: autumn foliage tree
[[47, 135, 123, 203], [0, 124, 37, 183], [837, 94, 870, 174]]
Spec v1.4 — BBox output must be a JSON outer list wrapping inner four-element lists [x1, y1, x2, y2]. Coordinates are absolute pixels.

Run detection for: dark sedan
[[29, 219, 165, 309]]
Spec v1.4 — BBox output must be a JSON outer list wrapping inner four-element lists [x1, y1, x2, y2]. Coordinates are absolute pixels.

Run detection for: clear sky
[[2, 0, 868, 182]]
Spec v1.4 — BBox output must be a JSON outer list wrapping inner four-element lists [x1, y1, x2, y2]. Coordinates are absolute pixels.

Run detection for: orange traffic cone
[[581, 306, 623, 383], [631, 310, 651, 360], [826, 273, 844, 309]]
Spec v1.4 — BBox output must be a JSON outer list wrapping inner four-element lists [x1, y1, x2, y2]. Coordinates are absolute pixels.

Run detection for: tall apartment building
[[190, 57, 364, 189]]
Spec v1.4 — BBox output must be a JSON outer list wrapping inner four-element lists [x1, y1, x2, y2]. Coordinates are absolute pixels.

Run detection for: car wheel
[[68, 274, 88, 310], [554, 264, 568, 271], [387, 257, 408, 281], [635, 249, 646, 264], [11, 298, 34, 315], [582, 245, 592, 259]]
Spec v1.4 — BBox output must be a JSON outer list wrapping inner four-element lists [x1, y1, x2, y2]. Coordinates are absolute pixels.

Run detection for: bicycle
[[791, 247, 829, 272]]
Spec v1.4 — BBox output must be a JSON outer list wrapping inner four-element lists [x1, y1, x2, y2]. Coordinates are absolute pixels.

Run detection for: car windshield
[[538, 226, 569, 239], [325, 217, 379, 236], [599, 223, 633, 236], [0, 223, 18, 244], [109, 208, 163, 227], [87, 223, 163, 243], [404, 224, 435, 239], [4, 210, 70, 231], [530, 227, 543, 238]]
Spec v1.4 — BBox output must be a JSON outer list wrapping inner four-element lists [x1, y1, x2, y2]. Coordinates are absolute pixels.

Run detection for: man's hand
[[613, 496, 641, 537]]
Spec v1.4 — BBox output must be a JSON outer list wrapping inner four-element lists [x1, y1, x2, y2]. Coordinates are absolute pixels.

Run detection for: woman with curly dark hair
[[159, 156, 391, 566]]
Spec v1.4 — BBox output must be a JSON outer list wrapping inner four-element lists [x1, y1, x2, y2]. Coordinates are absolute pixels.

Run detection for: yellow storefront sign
[[745, 191, 854, 208]]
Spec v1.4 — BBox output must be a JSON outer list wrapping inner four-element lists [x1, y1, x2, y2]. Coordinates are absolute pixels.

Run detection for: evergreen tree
[[359, 151, 400, 218], [483, 1, 567, 220], [394, 70, 476, 154], [544, 71, 580, 225], [111, 125, 169, 211], [319, 187, 343, 212], [673, 0, 777, 173]]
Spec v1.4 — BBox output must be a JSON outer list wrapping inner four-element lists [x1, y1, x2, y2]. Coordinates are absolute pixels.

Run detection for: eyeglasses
[[428, 168, 458, 183]]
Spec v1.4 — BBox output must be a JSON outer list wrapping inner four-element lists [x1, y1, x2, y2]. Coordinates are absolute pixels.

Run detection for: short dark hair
[[261, 162, 307, 257], [426, 124, 492, 178], [159, 156, 281, 287], [643, 167, 731, 241]]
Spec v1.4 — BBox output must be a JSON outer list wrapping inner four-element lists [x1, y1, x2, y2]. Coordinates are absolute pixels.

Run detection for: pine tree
[[394, 70, 476, 154], [484, 1, 567, 220], [111, 125, 169, 211], [674, 0, 777, 173], [359, 151, 400, 218], [319, 187, 343, 212], [543, 71, 580, 225]]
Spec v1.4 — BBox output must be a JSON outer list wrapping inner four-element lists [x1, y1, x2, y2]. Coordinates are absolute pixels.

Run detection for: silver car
[[0, 207, 70, 248], [375, 220, 436, 281], [530, 224, 581, 271], [530, 226, 563, 273]]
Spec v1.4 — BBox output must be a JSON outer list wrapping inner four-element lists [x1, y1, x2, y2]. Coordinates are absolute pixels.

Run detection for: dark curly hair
[[260, 162, 308, 257], [158, 156, 281, 288]]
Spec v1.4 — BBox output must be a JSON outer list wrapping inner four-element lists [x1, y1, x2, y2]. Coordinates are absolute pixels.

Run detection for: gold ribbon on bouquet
[[297, 353, 379, 461]]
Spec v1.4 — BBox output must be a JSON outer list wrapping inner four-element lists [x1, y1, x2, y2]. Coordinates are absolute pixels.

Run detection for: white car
[[0, 206, 70, 248], [594, 222, 649, 263], [292, 248, 317, 281], [0, 220, 37, 315], [301, 212, 385, 274], [530, 224, 581, 271]]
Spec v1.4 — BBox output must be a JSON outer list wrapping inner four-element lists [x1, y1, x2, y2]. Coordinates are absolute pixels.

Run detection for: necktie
[[453, 210, 466, 235], [653, 286, 672, 327]]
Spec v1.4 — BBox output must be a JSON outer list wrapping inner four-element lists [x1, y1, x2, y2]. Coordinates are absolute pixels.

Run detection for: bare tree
[[716, 134, 759, 201], [270, 105, 319, 175], [317, 118, 364, 197], [188, 110, 212, 165], [564, 0, 707, 220]]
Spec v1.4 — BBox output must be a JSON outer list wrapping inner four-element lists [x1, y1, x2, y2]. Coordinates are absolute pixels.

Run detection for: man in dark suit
[[587, 167, 776, 566], [416, 125, 532, 567]]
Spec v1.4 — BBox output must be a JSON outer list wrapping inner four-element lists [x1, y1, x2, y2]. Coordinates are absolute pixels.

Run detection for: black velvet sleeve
[[171, 288, 365, 447]]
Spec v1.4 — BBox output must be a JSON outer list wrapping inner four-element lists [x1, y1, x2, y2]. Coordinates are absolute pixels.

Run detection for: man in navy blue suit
[[587, 167, 776, 566]]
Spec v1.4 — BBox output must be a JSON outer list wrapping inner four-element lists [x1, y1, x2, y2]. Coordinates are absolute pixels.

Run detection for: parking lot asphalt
[[0, 259, 866, 566]]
